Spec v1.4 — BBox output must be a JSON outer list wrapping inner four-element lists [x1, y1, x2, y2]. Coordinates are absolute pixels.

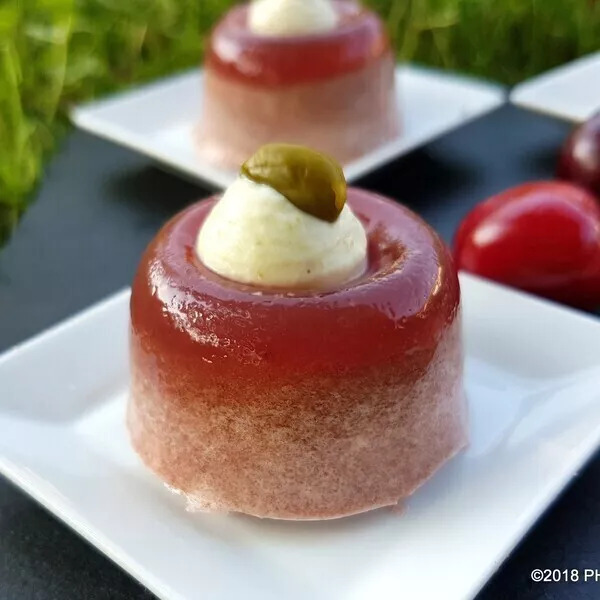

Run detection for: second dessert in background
[[197, 0, 400, 169]]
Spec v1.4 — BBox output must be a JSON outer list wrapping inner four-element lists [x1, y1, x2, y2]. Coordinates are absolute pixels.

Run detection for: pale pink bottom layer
[[128, 319, 467, 520], [197, 57, 400, 170]]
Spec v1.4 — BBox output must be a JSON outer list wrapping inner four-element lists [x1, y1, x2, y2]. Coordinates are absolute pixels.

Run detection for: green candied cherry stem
[[240, 144, 347, 223]]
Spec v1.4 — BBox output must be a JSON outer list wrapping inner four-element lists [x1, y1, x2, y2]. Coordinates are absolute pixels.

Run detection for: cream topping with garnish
[[196, 176, 367, 288]]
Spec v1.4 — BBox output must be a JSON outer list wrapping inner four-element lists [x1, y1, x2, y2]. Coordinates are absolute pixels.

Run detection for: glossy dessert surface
[[129, 188, 467, 519], [206, 1, 389, 86], [198, 1, 400, 168], [131, 190, 458, 376]]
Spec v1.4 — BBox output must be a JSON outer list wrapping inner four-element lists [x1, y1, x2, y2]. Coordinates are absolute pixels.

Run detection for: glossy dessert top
[[131, 199, 459, 376], [205, 0, 391, 86], [132, 144, 459, 378]]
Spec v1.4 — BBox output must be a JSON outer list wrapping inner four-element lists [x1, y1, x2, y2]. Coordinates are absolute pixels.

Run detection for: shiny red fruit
[[454, 181, 600, 309], [558, 111, 600, 195]]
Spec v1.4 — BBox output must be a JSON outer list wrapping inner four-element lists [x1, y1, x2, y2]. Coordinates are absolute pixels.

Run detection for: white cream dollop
[[248, 0, 338, 36], [196, 177, 367, 288]]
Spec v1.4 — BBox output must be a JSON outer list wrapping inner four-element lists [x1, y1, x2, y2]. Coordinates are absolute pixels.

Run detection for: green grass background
[[1, 0, 599, 244]]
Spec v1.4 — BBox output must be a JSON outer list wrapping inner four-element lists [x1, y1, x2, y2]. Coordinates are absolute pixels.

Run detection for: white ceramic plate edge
[[0, 453, 179, 600], [71, 66, 505, 189], [510, 51, 600, 122], [343, 66, 505, 180], [0, 289, 180, 600], [455, 276, 600, 600], [3, 274, 600, 600], [71, 74, 232, 189]]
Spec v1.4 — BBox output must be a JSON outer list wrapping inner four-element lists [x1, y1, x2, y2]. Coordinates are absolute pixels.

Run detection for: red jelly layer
[[130, 190, 460, 380], [205, 1, 391, 86], [129, 189, 466, 518]]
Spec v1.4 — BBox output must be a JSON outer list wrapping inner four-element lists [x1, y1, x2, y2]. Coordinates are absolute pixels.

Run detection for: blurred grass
[[1, 0, 599, 244]]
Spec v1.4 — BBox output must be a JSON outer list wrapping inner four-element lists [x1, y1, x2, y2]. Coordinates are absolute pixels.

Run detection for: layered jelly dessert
[[128, 144, 467, 519], [197, 0, 400, 169]]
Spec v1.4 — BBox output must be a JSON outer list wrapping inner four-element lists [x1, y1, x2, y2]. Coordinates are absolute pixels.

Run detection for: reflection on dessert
[[197, 0, 400, 169], [128, 144, 468, 520]]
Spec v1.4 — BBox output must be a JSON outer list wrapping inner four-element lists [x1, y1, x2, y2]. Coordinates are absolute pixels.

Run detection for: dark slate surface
[[1, 104, 600, 600]]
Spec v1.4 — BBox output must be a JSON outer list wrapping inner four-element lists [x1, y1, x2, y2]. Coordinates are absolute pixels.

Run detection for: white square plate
[[510, 51, 600, 122], [2, 273, 600, 600], [71, 67, 504, 189]]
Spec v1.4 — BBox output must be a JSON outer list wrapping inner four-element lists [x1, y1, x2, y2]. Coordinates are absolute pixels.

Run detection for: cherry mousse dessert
[[197, 0, 400, 169], [128, 144, 467, 520]]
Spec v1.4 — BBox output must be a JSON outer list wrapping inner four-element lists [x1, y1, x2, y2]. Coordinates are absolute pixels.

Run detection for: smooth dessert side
[[198, 0, 400, 169], [128, 144, 467, 520]]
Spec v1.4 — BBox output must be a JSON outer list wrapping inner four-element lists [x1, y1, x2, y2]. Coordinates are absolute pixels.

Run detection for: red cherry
[[557, 111, 600, 195], [454, 181, 600, 309]]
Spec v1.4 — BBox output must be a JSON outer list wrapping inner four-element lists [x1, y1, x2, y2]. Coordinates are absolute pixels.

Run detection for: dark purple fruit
[[557, 111, 600, 195]]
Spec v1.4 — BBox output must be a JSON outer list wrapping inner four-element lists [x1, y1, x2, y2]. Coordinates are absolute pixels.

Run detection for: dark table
[[1, 104, 600, 600]]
